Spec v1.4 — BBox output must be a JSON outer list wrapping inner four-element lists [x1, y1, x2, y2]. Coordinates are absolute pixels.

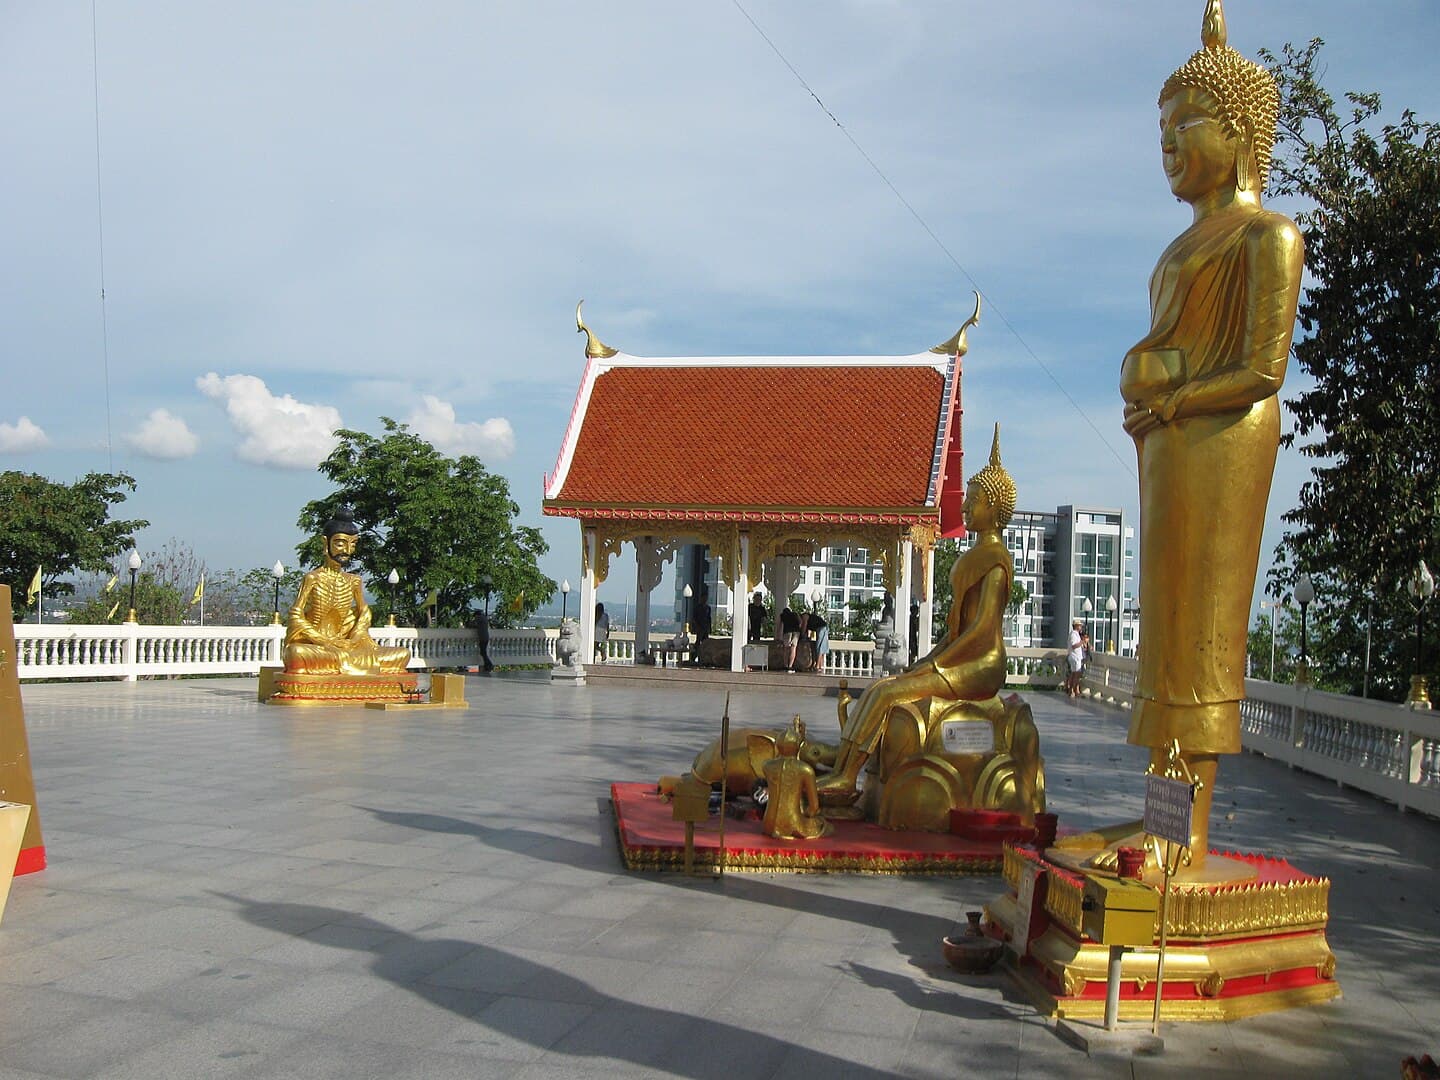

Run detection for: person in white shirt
[[1066, 619, 1086, 697]]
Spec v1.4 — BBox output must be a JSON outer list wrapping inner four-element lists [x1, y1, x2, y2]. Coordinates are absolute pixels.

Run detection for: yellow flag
[[26, 565, 41, 605], [106, 600, 120, 621], [509, 590, 525, 614], [104, 574, 117, 593], [191, 575, 205, 605]]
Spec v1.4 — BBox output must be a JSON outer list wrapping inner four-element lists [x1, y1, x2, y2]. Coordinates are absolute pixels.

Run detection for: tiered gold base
[[267, 670, 419, 706], [986, 846, 1340, 1022]]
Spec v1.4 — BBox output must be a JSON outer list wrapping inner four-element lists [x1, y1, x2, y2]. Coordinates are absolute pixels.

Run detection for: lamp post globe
[[561, 579, 571, 622], [125, 548, 142, 624], [682, 583, 693, 633], [386, 568, 400, 627], [1105, 594, 1118, 653]]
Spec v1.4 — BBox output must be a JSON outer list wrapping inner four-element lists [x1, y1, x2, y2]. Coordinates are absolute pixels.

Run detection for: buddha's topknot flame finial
[[1201, 0, 1227, 51], [989, 423, 1003, 469]]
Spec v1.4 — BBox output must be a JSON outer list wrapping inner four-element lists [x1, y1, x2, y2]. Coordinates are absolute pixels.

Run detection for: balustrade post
[[1289, 688, 1305, 750], [120, 620, 139, 682]]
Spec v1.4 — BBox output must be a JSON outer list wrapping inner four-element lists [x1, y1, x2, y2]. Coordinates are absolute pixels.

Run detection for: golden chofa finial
[[1201, 0, 1227, 51], [575, 300, 618, 360], [929, 292, 982, 357]]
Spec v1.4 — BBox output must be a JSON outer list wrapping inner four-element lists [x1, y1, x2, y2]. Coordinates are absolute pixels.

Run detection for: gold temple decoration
[[575, 300, 619, 359], [929, 291, 982, 357]]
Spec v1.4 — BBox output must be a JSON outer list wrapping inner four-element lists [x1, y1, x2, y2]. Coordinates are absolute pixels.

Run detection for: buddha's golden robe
[[1123, 205, 1303, 754], [283, 567, 410, 676]]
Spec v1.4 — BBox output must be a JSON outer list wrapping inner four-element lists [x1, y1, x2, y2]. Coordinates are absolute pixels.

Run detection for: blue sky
[[2, 2, 1437, 611]]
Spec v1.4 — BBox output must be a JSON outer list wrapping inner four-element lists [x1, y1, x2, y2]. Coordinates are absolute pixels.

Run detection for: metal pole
[[1152, 839, 1174, 1036], [1269, 603, 1277, 681], [1363, 598, 1373, 698], [1104, 945, 1125, 1031], [716, 693, 729, 879]]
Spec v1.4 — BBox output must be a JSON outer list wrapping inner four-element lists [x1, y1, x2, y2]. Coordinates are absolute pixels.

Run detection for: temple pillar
[[919, 541, 936, 657], [633, 536, 671, 663], [579, 528, 597, 664], [730, 532, 751, 672], [896, 537, 914, 663]]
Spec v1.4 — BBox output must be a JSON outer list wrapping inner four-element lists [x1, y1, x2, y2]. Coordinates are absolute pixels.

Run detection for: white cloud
[[126, 408, 199, 460], [0, 416, 49, 452], [405, 395, 515, 459], [196, 372, 342, 469]]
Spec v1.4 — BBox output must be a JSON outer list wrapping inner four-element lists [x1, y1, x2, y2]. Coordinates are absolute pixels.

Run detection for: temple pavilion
[[541, 300, 979, 672]]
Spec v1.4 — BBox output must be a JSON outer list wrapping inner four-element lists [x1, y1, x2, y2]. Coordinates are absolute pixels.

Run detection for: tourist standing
[[594, 602, 610, 663]]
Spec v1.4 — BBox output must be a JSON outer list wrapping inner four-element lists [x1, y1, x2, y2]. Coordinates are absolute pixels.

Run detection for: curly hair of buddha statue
[[967, 424, 1017, 528], [1161, 0, 1281, 179]]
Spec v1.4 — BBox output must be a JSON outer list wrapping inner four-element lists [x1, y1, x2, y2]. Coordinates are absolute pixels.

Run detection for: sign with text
[[1143, 775, 1195, 848], [940, 720, 994, 754], [1012, 861, 1040, 956]]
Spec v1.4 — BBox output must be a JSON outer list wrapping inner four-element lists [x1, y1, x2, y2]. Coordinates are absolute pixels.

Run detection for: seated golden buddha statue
[[761, 721, 832, 841], [817, 426, 1043, 830], [283, 507, 410, 677]]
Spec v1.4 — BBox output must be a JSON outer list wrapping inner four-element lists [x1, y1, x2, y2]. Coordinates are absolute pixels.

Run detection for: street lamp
[[682, 583, 693, 633], [1124, 599, 1138, 657], [561, 579, 571, 622], [1259, 598, 1286, 682], [1406, 560, 1435, 709], [387, 569, 400, 627], [1105, 595, 1117, 653], [271, 560, 285, 625], [1294, 574, 1315, 684], [124, 549, 142, 623], [482, 573, 494, 618]]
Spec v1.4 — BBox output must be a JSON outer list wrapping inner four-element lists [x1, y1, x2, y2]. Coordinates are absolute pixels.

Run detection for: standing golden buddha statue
[[1119, 0, 1303, 866]]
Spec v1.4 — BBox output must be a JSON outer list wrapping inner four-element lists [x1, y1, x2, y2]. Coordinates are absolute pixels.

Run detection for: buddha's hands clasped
[[1124, 394, 1176, 437]]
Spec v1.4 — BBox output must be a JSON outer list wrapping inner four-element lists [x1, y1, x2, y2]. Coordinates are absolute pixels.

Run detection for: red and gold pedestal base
[[986, 846, 1340, 1021], [267, 671, 419, 706]]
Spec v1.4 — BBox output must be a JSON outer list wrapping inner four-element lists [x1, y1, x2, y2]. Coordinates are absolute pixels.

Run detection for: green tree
[[1258, 40, 1440, 700], [0, 471, 149, 620], [296, 420, 553, 627]]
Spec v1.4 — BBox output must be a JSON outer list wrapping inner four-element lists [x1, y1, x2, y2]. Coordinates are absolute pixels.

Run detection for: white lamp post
[[561, 579, 571, 622], [1105, 595, 1118, 653], [1259, 598, 1286, 682], [125, 548, 142, 624], [1406, 560, 1435, 709], [387, 568, 400, 627], [1294, 574, 1315, 684], [271, 560, 285, 625], [682, 583, 693, 633]]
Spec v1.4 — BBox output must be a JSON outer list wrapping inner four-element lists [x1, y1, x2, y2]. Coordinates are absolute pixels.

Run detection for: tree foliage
[[296, 420, 553, 627], [1259, 40, 1440, 700], [0, 471, 148, 619]]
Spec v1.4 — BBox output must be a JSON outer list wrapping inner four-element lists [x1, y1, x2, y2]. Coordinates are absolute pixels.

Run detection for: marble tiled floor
[[1, 675, 1436, 1078]]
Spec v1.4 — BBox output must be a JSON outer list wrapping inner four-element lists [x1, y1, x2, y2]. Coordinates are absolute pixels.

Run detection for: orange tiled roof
[[544, 363, 949, 520]]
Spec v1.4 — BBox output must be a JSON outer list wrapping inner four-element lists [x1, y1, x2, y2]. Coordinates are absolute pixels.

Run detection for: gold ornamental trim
[[1044, 870, 1085, 932], [544, 501, 939, 526], [617, 839, 1000, 877]]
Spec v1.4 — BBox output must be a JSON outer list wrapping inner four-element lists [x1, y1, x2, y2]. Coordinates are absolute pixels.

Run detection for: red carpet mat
[[611, 781, 1003, 875]]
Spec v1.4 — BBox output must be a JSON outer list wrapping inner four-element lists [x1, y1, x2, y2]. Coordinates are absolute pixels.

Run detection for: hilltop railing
[[1079, 651, 1440, 819], [13, 622, 558, 682]]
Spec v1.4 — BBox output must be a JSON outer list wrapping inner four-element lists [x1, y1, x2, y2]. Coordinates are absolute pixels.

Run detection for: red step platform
[[611, 781, 1008, 875]]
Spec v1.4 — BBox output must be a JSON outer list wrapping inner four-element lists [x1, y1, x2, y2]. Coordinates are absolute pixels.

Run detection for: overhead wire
[[729, 0, 1135, 478], [91, 0, 115, 470]]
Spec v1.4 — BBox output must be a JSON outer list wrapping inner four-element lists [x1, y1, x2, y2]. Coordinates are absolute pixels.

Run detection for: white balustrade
[[14, 623, 558, 682], [1081, 651, 1440, 819]]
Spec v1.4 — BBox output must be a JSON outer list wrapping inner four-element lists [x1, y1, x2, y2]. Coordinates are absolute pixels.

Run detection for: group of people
[[778, 604, 829, 673], [1065, 618, 1091, 697]]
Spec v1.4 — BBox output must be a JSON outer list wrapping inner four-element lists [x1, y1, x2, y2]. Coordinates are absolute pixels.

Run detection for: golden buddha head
[[964, 424, 1017, 531], [1160, 0, 1279, 198], [322, 506, 361, 567]]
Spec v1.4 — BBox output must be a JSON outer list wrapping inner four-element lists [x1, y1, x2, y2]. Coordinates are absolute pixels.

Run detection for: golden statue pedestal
[[267, 671, 419, 706], [986, 845, 1339, 1022], [857, 693, 1045, 832]]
